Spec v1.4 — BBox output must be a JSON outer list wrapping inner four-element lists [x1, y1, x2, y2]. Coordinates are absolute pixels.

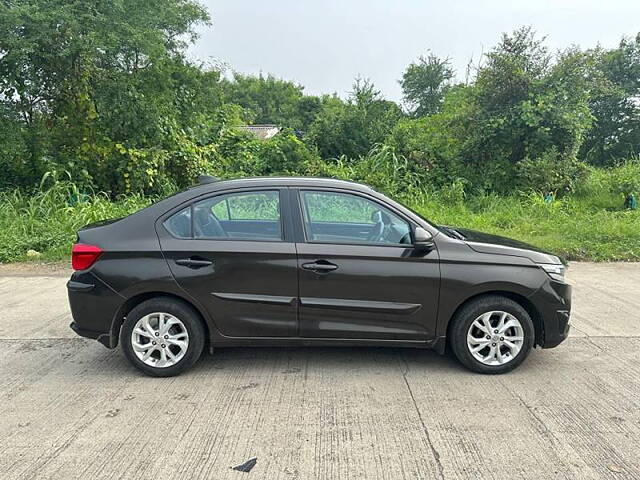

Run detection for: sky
[[190, 0, 640, 103]]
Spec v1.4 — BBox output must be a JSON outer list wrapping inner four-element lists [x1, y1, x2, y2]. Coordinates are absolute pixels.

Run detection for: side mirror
[[413, 227, 434, 252]]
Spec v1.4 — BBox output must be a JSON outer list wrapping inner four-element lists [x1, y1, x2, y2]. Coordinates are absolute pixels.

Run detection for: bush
[[516, 148, 588, 194], [0, 170, 638, 263], [574, 159, 640, 208], [312, 144, 429, 197], [257, 131, 320, 174], [608, 158, 640, 197]]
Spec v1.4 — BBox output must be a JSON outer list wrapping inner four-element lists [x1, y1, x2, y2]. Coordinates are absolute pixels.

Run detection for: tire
[[120, 297, 206, 377], [449, 295, 534, 374]]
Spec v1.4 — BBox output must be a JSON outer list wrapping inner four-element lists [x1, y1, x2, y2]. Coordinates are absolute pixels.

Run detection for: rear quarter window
[[163, 207, 191, 238]]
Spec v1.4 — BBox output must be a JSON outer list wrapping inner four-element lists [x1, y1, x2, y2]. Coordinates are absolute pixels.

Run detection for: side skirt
[[206, 335, 448, 353]]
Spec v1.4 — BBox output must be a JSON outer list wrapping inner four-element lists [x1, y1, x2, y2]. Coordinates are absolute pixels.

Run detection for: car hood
[[451, 227, 564, 265]]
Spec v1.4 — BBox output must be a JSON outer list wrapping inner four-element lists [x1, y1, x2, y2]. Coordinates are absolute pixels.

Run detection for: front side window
[[301, 190, 411, 245], [164, 190, 282, 241]]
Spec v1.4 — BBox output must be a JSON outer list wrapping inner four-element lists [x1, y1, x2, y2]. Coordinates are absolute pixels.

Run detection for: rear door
[[293, 188, 440, 340], [158, 188, 299, 337]]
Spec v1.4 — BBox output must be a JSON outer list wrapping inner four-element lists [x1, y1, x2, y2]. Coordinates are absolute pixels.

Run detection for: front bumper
[[542, 309, 571, 348], [529, 279, 572, 348]]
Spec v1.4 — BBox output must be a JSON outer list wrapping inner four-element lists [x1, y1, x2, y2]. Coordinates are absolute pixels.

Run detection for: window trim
[[297, 188, 415, 248], [162, 188, 289, 243]]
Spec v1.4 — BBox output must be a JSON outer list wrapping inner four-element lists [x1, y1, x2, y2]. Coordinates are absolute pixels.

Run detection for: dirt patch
[[0, 261, 71, 277]]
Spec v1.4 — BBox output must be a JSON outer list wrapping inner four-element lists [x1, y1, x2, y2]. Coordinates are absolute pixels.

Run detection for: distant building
[[238, 124, 281, 140]]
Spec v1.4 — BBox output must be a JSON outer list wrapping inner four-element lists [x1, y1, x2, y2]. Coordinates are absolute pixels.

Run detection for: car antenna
[[197, 175, 220, 185]]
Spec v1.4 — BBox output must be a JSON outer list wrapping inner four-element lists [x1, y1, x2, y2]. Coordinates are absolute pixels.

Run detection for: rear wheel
[[449, 295, 534, 374], [120, 297, 205, 377]]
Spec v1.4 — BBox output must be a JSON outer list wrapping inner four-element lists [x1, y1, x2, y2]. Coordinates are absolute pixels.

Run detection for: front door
[[294, 189, 440, 340], [158, 188, 298, 337]]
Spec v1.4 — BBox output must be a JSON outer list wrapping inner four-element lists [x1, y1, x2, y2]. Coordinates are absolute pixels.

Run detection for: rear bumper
[[69, 321, 114, 348], [529, 279, 572, 348], [67, 273, 122, 349]]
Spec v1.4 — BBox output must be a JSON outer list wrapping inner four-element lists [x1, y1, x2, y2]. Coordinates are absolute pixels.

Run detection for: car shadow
[[190, 345, 464, 376], [75, 339, 551, 379]]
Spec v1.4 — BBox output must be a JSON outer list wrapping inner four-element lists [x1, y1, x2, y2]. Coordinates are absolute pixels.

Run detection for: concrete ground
[[1, 262, 639, 479]]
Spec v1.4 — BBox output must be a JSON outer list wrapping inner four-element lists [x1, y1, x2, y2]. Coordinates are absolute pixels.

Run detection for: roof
[[195, 176, 374, 192], [237, 124, 281, 140]]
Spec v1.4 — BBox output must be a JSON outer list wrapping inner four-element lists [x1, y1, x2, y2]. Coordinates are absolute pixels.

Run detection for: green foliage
[[386, 85, 473, 188], [516, 148, 588, 194], [460, 28, 594, 192], [1, 169, 639, 264], [311, 144, 427, 197], [1, 4, 639, 201], [0, 104, 30, 189], [400, 54, 454, 117], [0, 3, 639, 263], [580, 34, 640, 165], [438, 179, 468, 206], [405, 182, 640, 262], [221, 73, 316, 130], [306, 79, 403, 159], [575, 159, 640, 202], [605, 159, 640, 199], [257, 130, 320, 174], [0, 0, 212, 192], [0, 177, 151, 262]]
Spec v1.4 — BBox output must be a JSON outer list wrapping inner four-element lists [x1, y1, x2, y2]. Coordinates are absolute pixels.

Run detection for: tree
[[390, 28, 595, 193], [257, 130, 320, 174], [0, 0, 212, 192], [386, 84, 475, 188], [400, 54, 454, 117], [580, 34, 640, 165], [221, 73, 308, 129], [307, 78, 403, 159], [464, 27, 592, 192]]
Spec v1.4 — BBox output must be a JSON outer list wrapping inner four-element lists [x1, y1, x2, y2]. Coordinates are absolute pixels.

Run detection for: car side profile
[[68, 176, 571, 376]]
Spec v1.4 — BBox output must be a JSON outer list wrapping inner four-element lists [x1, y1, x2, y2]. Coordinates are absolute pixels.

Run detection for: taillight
[[72, 244, 103, 271]]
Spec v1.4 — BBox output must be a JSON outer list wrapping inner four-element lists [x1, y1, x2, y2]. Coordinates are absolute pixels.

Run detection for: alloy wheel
[[466, 311, 524, 366], [130, 312, 189, 368]]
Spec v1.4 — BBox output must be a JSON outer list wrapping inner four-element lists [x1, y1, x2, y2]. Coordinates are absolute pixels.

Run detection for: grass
[[406, 191, 640, 261], [0, 178, 638, 264], [0, 182, 151, 263]]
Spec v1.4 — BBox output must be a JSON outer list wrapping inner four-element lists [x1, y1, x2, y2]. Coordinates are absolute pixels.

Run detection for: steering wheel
[[367, 211, 386, 242]]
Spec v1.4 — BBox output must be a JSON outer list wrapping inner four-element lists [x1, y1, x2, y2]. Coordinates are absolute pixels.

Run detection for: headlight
[[539, 263, 566, 282]]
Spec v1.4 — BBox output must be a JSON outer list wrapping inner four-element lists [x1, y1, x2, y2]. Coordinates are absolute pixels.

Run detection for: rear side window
[[163, 190, 283, 241]]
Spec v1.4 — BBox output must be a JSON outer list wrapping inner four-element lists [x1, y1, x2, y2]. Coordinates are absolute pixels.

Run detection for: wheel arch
[[444, 290, 544, 348], [108, 291, 212, 349]]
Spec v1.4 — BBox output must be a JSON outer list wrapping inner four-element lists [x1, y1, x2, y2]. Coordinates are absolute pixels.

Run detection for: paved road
[[1, 262, 639, 479]]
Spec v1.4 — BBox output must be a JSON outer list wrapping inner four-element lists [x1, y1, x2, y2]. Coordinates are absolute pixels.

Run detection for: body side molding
[[212, 292, 297, 306], [299, 297, 422, 314]]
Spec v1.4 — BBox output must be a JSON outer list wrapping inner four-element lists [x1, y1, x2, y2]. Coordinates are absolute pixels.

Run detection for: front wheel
[[120, 297, 205, 377], [449, 295, 534, 374]]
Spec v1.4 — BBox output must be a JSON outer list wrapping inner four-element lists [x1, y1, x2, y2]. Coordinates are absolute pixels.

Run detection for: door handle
[[175, 258, 213, 269], [301, 261, 338, 273]]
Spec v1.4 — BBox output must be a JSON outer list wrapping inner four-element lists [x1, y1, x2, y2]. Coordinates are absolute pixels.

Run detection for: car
[[68, 176, 571, 376]]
